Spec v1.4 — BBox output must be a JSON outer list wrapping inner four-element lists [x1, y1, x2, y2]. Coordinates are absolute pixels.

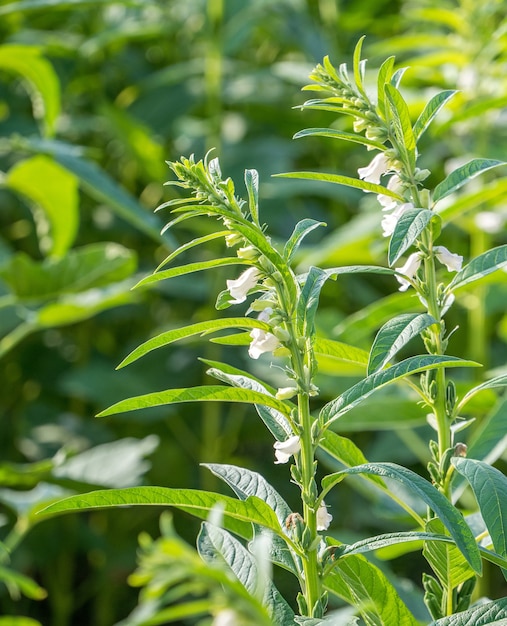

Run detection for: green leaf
[[388, 208, 434, 266], [449, 244, 507, 291], [198, 523, 294, 626], [275, 172, 404, 199], [457, 374, 507, 412], [352, 35, 367, 98], [334, 463, 482, 574], [283, 219, 326, 263], [452, 458, 507, 566], [427, 597, 507, 625], [6, 156, 79, 258], [321, 265, 396, 278], [384, 84, 416, 167], [155, 231, 228, 271], [244, 169, 260, 227], [367, 313, 437, 375], [333, 531, 454, 559], [319, 355, 479, 425], [37, 487, 282, 538], [433, 159, 506, 203], [0, 564, 47, 600], [97, 385, 292, 418], [413, 90, 457, 141], [0, 44, 60, 137], [376, 56, 396, 117], [423, 519, 474, 589], [135, 258, 250, 289], [117, 318, 272, 368], [0, 618, 42, 626], [324, 555, 419, 626], [314, 337, 369, 368], [293, 128, 384, 150], [298, 266, 329, 336], [465, 398, 507, 467], [0, 0, 143, 13]]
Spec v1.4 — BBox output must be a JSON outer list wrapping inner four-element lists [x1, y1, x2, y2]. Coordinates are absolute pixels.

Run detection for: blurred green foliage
[[0, 0, 505, 624]]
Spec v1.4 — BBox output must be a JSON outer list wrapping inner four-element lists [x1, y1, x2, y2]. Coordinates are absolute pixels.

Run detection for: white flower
[[226, 267, 260, 304], [273, 435, 301, 464], [475, 211, 505, 234], [381, 202, 414, 237], [275, 386, 298, 400], [248, 307, 280, 359], [212, 609, 238, 626], [395, 252, 422, 292], [434, 246, 463, 272], [316, 501, 333, 531], [377, 174, 403, 210], [358, 153, 390, 184]]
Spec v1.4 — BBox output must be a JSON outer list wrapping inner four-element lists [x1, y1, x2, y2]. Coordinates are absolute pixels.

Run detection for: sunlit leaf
[[427, 597, 507, 625], [449, 244, 507, 290], [275, 172, 404, 199], [134, 258, 249, 289], [413, 90, 457, 141], [283, 219, 326, 263], [388, 208, 434, 266], [433, 159, 505, 203], [293, 128, 384, 150]]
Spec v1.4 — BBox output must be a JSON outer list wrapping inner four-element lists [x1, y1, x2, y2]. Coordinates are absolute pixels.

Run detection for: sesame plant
[[39, 39, 507, 625]]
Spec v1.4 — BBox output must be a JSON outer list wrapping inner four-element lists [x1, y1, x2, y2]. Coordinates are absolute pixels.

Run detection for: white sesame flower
[[434, 246, 463, 272], [275, 386, 298, 400], [316, 501, 333, 531], [273, 435, 301, 464], [395, 252, 422, 292], [212, 609, 238, 626], [226, 267, 260, 304], [358, 153, 390, 184], [381, 202, 414, 237], [248, 307, 280, 359], [377, 174, 404, 210]]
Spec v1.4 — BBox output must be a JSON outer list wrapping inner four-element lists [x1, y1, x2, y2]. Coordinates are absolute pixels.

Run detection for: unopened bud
[[275, 386, 298, 400], [454, 443, 467, 457]]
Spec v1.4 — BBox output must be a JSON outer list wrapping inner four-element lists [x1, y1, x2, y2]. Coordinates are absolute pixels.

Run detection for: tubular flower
[[434, 246, 463, 272], [377, 174, 403, 211], [381, 202, 414, 238], [358, 153, 390, 184], [316, 501, 333, 531], [395, 252, 422, 292], [274, 435, 301, 464], [226, 267, 261, 304], [248, 308, 280, 359]]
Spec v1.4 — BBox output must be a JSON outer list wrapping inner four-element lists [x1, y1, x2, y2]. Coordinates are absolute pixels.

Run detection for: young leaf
[[37, 487, 282, 538], [117, 318, 272, 369], [324, 555, 419, 626], [319, 355, 479, 426], [155, 231, 228, 271], [352, 35, 367, 98], [198, 524, 294, 626], [388, 208, 434, 266], [423, 519, 474, 589], [367, 313, 437, 375], [333, 531, 454, 559], [134, 258, 250, 289], [298, 266, 329, 336], [97, 386, 292, 418], [376, 55, 396, 117], [457, 373, 507, 412], [333, 463, 482, 574], [283, 219, 326, 263], [452, 458, 507, 566], [275, 172, 404, 199], [427, 597, 507, 625], [244, 168, 260, 226], [293, 128, 384, 150], [433, 159, 505, 203], [384, 83, 416, 167], [448, 244, 507, 291], [413, 90, 457, 141]]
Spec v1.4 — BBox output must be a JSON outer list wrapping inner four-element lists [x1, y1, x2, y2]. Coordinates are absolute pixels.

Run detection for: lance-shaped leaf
[[367, 313, 437, 375], [376, 55, 396, 117], [352, 35, 367, 98], [452, 458, 507, 569], [324, 555, 419, 626], [388, 208, 435, 266], [322, 265, 396, 278], [314, 337, 369, 368], [135, 258, 250, 289], [325, 463, 482, 574], [198, 524, 294, 625], [244, 169, 260, 227], [428, 597, 507, 625], [117, 318, 272, 369], [156, 231, 228, 271], [384, 83, 416, 168], [37, 487, 282, 539], [448, 244, 507, 291], [433, 159, 505, 203], [283, 219, 326, 263], [97, 386, 292, 418], [203, 464, 299, 576], [333, 531, 454, 559], [298, 266, 329, 336], [319, 355, 479, 426], [293, 128, 384, 150], [275, 172, 404, 199], [457, 373, 507, 413], [413, 90, 457, 141]]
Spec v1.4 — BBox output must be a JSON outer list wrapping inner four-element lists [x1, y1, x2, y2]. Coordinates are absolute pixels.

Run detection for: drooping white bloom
[[381, 202, 414, 238], [316, 501, 333, 531], [395, 252, 422, 292], [249, 307, 280, 359], [358, 153, 390, 184], [434, 246, 463, 272], [377, 174, 404, 211], [212, 609, 238, 626], [226, 267, 260, 304], [274, 435, 301, 464]]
